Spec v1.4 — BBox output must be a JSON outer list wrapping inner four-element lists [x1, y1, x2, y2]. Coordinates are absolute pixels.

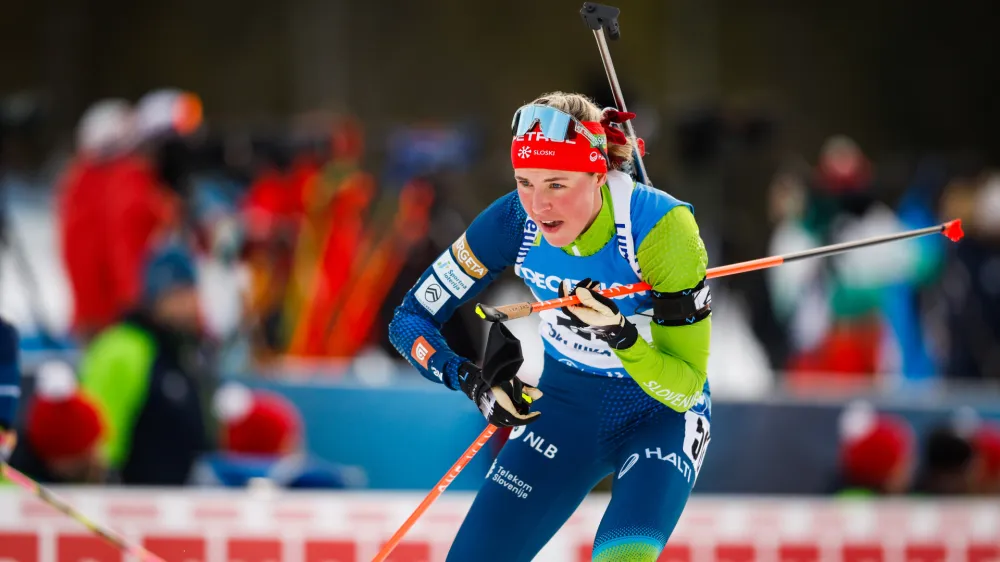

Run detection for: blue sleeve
[[0, 317, 20, 430], [630, 184, 693, 251], [389, 191, 528, 389]]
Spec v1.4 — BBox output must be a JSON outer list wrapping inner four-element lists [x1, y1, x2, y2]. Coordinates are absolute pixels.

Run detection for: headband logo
[[517, 146, 531, 159], [590, 151, 600, 162], [515, 131, 577, 144]]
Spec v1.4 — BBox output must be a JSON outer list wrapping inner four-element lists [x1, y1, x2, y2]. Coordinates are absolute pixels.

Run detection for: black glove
[[459, 322, 542, 427], [558, 278, 638, 350]]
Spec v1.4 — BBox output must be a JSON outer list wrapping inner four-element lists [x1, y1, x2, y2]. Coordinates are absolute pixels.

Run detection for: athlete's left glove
[[559, 278, 639, 350], [458, 322, 542, 428]]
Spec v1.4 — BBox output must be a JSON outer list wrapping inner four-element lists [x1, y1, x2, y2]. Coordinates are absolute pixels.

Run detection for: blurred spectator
[[834, 401, 915, 495], [6, 361, 105, 484], [189, 382, 365, 489], [971, 421, 1000, 495], [218, 383, 301, 456], [237, 137, 307, 362], [57, 98, 141, 340], [56, 91, 203, 342], [0, 316, 19, 460], [765, 161, 817, 368], [768, 137, 922, 384], [936, 173, 1000, 381], [879, 158, 951, 380], [79, 242, 216, 485], [913, 419, 977, 495]]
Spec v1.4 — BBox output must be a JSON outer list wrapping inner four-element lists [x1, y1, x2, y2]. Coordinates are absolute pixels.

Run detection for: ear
[[594, 172, 608, 187]]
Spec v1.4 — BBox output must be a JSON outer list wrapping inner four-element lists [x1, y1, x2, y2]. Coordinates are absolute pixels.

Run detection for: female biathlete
[[388, 91, 713, 562]]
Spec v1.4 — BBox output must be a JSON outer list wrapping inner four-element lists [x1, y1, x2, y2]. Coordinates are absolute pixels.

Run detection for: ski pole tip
[[942, 219, 964, 242]]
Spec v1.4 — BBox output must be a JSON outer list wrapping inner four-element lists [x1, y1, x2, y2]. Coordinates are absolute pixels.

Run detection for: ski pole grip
[[475, 302, 534, 323], [580, 3, 621, 39]]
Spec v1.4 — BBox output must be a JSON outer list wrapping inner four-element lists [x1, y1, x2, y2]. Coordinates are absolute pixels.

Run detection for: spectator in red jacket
[[57, 99, 145, 340], [58, 91, 202, 342]]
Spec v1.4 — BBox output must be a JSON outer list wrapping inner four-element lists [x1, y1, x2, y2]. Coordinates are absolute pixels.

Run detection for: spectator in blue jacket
[[0, 317, 20, 460]]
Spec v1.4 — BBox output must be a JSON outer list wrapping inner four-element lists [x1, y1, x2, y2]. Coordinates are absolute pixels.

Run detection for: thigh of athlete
[[591, 393, 712, 561], [446, 370, 613, 562]]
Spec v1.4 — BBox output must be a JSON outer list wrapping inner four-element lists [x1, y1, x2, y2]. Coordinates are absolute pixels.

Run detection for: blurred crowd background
[[1, 0, 999, 499]]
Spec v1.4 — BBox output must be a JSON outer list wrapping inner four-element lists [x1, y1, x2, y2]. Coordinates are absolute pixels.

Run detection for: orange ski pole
[[372, 424, 497, 562], [475, 219, 965, 323], [1, 462, 166, 561]]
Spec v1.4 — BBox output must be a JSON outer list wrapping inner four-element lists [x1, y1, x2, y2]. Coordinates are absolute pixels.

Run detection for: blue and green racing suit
[[389, 170, 713, 561]]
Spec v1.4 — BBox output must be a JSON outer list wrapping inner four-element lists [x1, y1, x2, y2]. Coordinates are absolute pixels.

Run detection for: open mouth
[[539, 220, 564, 233]]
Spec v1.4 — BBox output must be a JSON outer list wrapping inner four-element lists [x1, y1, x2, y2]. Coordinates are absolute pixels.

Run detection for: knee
[[591, 536, 664, 561]]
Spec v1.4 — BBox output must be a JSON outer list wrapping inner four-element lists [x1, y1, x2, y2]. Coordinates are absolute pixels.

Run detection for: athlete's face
[[515, 169, 606, 248]]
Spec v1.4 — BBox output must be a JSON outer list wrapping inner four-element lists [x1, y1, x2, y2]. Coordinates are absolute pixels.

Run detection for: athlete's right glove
[[458, 322, 542, 428]]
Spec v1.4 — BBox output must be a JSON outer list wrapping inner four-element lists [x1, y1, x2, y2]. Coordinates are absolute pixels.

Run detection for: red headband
[[510, 108, 644, 173], [511, 120, 609, 173]]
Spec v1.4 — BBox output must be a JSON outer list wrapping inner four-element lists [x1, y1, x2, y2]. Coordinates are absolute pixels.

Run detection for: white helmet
[[76, 98, 134, 159], [133, 88, 203, 145]]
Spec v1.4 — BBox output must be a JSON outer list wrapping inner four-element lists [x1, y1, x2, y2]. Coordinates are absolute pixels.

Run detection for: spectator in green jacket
[[80, 241, 218, 485]]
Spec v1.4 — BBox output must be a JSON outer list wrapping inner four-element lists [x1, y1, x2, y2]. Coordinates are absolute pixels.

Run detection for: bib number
[[683, 409, 711, 479]]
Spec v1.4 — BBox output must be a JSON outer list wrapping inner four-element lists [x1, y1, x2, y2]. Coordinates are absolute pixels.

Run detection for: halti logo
[[646, 447, 694, 483], [619, 453, 639, 478], [517, 146, 531, 159]]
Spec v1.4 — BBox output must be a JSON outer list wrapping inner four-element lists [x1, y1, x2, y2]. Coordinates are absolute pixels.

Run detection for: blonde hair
[[529, 91, 635, 171]]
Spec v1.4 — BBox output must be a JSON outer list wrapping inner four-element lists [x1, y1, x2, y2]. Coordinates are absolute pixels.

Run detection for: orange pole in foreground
[[372, 424, 497, 562]]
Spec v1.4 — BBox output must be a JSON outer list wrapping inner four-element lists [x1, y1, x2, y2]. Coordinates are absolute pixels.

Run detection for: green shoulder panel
[[614, 206, 711, 412], [635, 206, 707, 293]]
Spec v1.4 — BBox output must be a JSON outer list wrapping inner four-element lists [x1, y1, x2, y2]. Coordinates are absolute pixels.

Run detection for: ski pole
[[1, 462, 166, 562], [476, 219, 965, 323], [580, 2, 650, 185], [371, 424, 497, 562]]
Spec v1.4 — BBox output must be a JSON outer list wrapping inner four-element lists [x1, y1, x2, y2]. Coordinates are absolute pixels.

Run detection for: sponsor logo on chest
[[518, 266, 642, 299]]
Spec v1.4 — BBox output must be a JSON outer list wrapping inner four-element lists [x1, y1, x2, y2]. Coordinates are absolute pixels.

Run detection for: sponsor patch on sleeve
[[433, 250, 475, 298], [451, 233, 487, 279], [411, 336, 437, 369], [415, 274, 451, 315]]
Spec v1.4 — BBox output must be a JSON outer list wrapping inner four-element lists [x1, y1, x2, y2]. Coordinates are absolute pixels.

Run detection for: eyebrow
[[514, 176, 569, 183]]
